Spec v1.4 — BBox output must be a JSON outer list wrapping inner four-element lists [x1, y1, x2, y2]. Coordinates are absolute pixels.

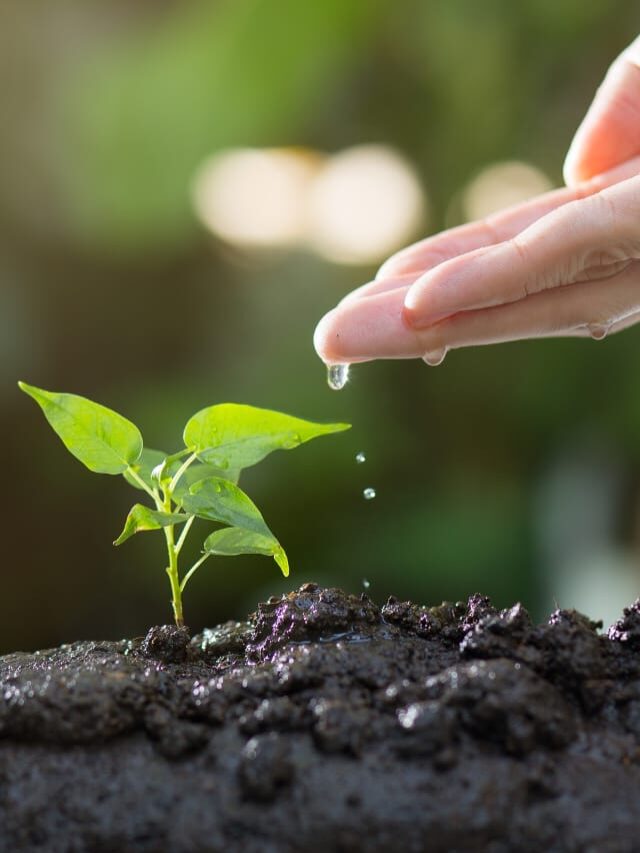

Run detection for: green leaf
[[19, 382, 143, 475], [123, 448, 167, 491], [183, 403, 350, 471], [181, 478, 272, 537], [114, 504, 189, 545], [172, 463, 240, 500], [204, 527, 289, 577]]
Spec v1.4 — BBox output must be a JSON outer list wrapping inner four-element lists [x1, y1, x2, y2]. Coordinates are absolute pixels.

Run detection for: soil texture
[[2, 584, 640, 852]]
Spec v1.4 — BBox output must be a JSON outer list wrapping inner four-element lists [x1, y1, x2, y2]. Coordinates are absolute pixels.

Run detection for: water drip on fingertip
[[327, 363, 350, 390], [588, 324, 609, 341], [423, 348, 447, 366]]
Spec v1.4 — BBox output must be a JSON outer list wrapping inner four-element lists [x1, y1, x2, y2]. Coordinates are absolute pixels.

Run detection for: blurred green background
[[2, 0, 640, 652]]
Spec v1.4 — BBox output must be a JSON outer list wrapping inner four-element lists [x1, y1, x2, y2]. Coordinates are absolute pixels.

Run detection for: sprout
[[19, 382, 350, 627]]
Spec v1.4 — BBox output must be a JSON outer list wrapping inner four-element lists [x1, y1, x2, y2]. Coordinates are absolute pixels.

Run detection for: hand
[[314, 38, 640, 366]]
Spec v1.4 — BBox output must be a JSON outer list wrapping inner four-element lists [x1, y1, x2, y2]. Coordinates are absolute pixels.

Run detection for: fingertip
[[375, 241, 424, 280], [313, 308, 341, 363], [562, 144, 588, 188], [402, 269, 454, 330], [375, 252, 406, 281]]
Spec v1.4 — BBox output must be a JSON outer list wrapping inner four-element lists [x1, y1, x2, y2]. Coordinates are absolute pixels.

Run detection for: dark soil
[[2, 585, 640, 852]]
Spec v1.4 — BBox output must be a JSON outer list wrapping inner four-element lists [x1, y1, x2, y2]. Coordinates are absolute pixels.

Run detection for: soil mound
[[1, 585, 640, 852]]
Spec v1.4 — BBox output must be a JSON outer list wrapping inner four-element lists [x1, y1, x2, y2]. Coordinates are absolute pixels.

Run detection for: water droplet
[[363, 487, 376, 500], [362, 578, 371, 590], [327, 363, 350, 390], [423, 348, 447, 366], [355, 452, 366, 464], [588, 323, 608, 341]]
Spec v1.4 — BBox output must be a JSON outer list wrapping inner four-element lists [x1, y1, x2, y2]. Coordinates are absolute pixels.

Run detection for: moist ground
[[1, 584, 640, 852]]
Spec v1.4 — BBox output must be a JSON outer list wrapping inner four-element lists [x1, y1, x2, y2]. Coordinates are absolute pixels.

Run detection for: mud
[[1, 584, 640, 851]]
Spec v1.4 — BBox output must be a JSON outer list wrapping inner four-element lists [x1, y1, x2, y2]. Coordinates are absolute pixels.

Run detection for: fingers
[[375, 186, 580, 281], [372, 155, 640, 288], [314, 260, 640, 364], [414, 260, 640, 356], [403, 174, 640, 329], [564, 36, 640, 185]]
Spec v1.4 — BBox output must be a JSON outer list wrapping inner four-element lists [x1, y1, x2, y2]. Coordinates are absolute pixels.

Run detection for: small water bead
[[588, 323, 609, 341], [327, 363, 350, 390], [355, 452, 366, 464], [363, 487, 376, 500], [362, 578, 371, 590], [423, 348, 447, 367]]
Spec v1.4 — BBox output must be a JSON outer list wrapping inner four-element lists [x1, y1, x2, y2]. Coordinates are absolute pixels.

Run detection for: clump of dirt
[[1, 584, 640, 852]]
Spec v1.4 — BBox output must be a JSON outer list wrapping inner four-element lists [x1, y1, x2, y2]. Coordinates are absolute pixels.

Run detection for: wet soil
[[2, 585, 640, 852]]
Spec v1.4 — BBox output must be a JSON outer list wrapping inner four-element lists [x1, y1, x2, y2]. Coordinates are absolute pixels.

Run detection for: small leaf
[[181, 478, 272, 537], [183, 403, 350, 471], [19, 382, 143, 475], [114, 504, 189, 545], [204, 527, 289, 577], [172, 463, 240, 501], [123, 448, 167, 491]]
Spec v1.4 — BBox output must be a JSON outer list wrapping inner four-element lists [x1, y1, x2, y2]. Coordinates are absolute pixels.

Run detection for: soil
[[2, 584, 640, 852]]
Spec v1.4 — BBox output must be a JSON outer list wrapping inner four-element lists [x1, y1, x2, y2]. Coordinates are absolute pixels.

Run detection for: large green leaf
[[204, 527, 289, 577], [114, 504, 189, 545], [181, 477, 272, 536], [19, 382, 143, 475], [183, 403, 350, 471]]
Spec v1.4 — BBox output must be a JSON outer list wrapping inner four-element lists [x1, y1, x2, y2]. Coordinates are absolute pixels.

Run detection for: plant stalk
[[164, 524, 184, 627], [161, 481, 185, 627]]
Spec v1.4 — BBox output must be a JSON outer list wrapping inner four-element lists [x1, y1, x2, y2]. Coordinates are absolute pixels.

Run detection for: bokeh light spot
[[192, 147, 324, 249], [462, 161, 553, 222], [308, 145, 426, 266]]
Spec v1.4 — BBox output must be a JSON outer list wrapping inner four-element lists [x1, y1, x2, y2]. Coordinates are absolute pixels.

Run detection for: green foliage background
[[2, 0, 640, 651]]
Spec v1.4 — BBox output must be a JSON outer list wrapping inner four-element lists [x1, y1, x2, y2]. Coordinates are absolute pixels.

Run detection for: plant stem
[[180, 552, 211, 593], [125, 466, 162, 506], [164, 524, 184, 627], [127, 461, 196, 627], [168, 452, 198, 494], [175, 515, 195, 554]]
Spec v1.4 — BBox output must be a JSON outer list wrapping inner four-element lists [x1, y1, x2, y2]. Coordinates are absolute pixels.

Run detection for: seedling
[[19, 382, 350, 627]]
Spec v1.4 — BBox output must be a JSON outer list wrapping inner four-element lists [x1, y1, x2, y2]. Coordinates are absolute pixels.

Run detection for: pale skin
[[314, 37, 640, 367]]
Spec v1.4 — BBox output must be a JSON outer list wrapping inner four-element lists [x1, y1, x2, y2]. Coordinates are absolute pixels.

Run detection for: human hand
[[314, 38, 640, 367]]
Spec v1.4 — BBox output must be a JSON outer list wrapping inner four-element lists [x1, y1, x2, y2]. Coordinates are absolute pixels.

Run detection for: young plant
[[19, 382, 350, 627]]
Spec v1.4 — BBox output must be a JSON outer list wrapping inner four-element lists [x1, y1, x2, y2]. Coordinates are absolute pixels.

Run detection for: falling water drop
[[327, 363, 350, 390], [362, 579, 371, 590], [363, 487, 376, 500], [355, 452, 366, 464]]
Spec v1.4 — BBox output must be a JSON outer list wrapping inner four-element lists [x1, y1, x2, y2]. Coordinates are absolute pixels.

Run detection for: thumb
[[564, 36, 640, 186]]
